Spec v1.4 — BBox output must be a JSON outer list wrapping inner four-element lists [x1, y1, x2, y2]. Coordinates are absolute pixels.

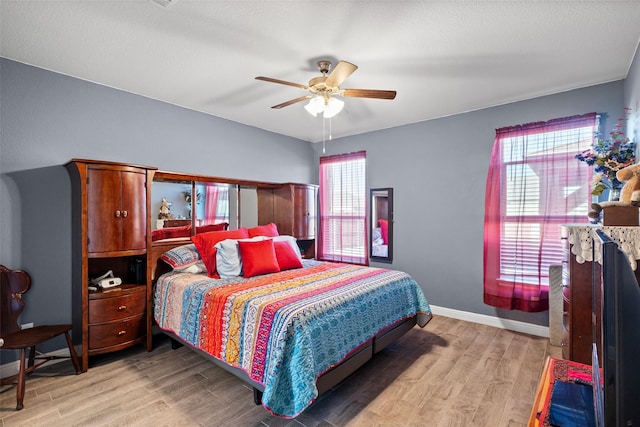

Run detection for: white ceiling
[[2, 1, 640, 143]]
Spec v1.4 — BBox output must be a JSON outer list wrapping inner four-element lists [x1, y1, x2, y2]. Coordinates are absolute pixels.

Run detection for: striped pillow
[[160, 244, 205, 273]]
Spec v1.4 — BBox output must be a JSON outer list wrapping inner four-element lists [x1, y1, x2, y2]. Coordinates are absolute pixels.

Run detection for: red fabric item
[[196, 222, 229, 233], [191, 228, 249, 278], [483, 113, 596, 312], [379, 219, 389, 245], [204, 185, 221, 224], [247, 223, 279, 237], [152, 225, 191, 241], [238, 239, 281, 278], [152, 223, 229, 241], [274, 240, 303, 271]]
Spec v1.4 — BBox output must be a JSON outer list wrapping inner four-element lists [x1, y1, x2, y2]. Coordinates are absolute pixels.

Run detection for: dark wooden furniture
[[258, 183, 318, 258], [561, 226, 592, 364], [561, 225, 640, 365], [162, 219, 191, 228], [65, 163, 320, 372], [0, 265, 81, 410], [66, 159, 156, 372], [561, 225, 602, 364]]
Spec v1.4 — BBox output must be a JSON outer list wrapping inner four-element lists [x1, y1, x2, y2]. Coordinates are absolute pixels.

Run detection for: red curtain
[[484, 113, 596, 312], [204, 185, 220, 224], [318, 151, 368, 265]]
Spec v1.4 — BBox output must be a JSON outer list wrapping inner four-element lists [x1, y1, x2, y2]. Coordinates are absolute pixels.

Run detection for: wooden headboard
[[149, 239, 189, 283]]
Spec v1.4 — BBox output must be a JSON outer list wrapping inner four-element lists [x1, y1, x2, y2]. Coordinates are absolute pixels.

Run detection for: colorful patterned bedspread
[[154, 260, 432, 418]]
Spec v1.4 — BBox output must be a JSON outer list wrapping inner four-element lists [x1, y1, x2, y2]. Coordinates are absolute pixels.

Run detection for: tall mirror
[[370, 188, 393, 263]]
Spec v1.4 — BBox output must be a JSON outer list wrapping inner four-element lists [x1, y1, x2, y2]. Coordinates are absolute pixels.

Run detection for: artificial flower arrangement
[[575, 109, 636, 196]]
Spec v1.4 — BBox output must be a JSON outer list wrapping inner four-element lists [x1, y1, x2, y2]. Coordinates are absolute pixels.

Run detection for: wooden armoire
[[258, 183, 317, 258], [66, 159, 156, 372]]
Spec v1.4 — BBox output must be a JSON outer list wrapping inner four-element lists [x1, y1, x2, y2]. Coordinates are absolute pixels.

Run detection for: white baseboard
[[0, 347, 74, 379], [430, 305, 549, 338]]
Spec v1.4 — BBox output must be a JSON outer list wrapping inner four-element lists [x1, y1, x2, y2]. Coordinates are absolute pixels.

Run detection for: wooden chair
[[0, 265, 81, 410]]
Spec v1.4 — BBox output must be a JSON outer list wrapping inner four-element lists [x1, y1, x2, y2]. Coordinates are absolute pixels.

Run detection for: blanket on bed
[[154, 260, 431, 417]]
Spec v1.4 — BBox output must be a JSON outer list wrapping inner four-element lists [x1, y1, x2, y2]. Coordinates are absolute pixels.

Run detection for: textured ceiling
[[2, 1, 640, 143]]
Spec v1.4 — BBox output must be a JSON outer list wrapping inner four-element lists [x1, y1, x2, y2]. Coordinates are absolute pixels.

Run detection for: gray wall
[[313, 81, 629, 327], [0, 58, 314, 355]]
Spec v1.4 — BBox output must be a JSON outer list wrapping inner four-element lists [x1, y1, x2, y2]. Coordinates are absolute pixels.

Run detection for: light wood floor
[[1, 315, 561, 427]]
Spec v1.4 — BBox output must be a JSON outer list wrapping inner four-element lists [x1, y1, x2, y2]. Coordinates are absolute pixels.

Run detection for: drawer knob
[[122, 210, 128, 218], [117, 330, 127, 336], [114, 210, 121, 218], [117, 305, 127, 311]]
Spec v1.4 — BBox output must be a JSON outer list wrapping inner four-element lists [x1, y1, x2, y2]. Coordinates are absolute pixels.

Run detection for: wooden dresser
[[561, 225, 640, 364], [66, 159, 156, 372], [561, 225, 595, 364]]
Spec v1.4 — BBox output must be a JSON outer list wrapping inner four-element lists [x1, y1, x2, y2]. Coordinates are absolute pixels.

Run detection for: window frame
[[317, 151, 368, 265]]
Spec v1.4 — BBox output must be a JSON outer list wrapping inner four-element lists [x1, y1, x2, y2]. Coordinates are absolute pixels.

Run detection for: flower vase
[[609, 188, 621, 201]]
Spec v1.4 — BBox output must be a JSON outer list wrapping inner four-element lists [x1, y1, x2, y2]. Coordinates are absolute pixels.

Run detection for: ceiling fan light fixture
[[323, 97, 344, 118], [304, 96, 325, 117], [305, 95, 344, 118]]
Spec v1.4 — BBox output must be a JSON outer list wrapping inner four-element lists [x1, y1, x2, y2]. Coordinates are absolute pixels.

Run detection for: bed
[[371, 226, 389, 257], [152, 228, 432, 418]]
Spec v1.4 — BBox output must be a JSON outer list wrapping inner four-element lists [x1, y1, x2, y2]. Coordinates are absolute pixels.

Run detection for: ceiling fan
[[255, 60, 396, 117]]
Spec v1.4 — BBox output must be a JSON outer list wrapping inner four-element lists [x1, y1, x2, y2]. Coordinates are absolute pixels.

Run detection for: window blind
[[317, 151, 367, 265], [499, 125, 594, 284], [484, 112, 597, 312]]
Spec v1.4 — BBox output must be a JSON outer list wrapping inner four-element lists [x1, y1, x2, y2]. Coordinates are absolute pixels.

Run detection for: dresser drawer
[[88, 315, 145, 350], [89, 292, 145, 323]]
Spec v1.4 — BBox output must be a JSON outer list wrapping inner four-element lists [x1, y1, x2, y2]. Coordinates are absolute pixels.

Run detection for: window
[[484, 113, 596, 312], [213, 186, 229, 223], [204, 185, 230, 224], [318, 151, 368, 265]]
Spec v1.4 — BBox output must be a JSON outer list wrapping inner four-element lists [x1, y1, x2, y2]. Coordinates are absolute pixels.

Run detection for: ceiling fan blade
[[325, 61, 358, 87], [271, 95, 312, 109], [255, 76, 308, 90], [342, 89, 397, 100]]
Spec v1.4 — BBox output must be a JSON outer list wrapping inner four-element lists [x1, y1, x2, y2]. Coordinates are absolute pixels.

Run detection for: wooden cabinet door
[[292, 185, 316, 240], [87, 167, 146, 254], [120, 170, 146, 251], [87, 169, 122, 254]]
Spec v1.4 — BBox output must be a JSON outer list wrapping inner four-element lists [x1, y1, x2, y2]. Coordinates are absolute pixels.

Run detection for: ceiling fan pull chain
[[322, 116, 326, 153]]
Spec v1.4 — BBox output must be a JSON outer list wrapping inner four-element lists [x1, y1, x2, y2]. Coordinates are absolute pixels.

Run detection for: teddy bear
[[158, 197, 173, 219], [615, 163, 640, 205], [590, 163, 640, 224]]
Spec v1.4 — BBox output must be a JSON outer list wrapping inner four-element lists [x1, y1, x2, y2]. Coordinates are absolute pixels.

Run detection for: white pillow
[[178, 261, 207, 274], [272, 235, 302, 260], [215, 236, 267, 278]]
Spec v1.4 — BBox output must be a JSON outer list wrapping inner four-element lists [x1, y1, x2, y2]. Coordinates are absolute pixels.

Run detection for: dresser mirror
[[151, 171, 272, 242], [370, 188, 393, 263]]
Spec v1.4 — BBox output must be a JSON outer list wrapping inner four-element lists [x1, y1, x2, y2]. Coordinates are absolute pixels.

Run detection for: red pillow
[[191, 228, 249, 278], [238, 239, 281, 278], [196, 222, 229, 233], [379, 219, 389, 245], [274, 240, 303, 271], [247, 223, 279, 237], [152, 225, 191, 241]]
